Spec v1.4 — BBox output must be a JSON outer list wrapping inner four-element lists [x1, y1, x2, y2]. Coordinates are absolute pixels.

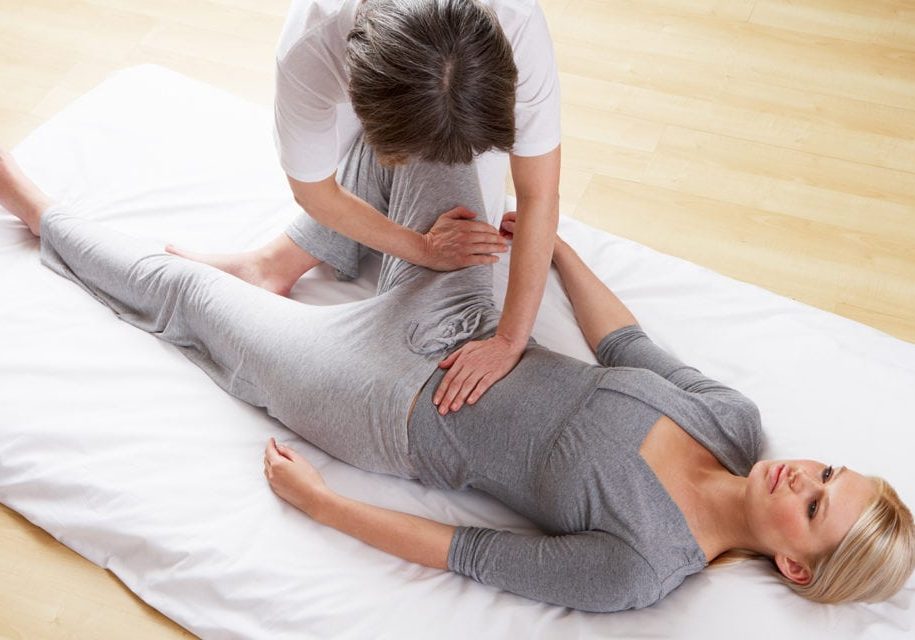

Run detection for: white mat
[[1, 65, 913, 639]]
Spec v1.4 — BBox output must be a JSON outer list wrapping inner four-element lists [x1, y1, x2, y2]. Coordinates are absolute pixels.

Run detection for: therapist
[[171, 0, 562, 414]]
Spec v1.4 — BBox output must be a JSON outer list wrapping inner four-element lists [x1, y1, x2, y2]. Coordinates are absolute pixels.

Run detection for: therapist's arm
[[433, 146, 561, 414], [288, 173, 507, 272]]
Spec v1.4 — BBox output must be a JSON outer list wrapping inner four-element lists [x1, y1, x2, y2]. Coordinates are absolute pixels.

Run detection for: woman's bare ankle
[[0, 149, 52, 237]]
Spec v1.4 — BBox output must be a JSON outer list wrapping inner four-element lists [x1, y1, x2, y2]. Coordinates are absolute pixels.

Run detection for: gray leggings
[[39, 135, 500, 478]]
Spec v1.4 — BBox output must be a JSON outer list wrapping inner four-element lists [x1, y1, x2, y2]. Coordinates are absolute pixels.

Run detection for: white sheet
[[1, 65, 912, 640]]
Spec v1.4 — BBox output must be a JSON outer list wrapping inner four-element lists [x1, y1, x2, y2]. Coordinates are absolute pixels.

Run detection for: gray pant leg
[[39, 206, 293, 412], [37, 146, 502, 477], [284, 135, 392, 280], [38, 207, 426, 476], [375, 147, 489, 295], [284, 134, 494, 293]]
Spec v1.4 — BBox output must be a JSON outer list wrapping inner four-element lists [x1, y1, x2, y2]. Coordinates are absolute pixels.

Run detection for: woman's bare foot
[[0, 148, 53, 237], [165, 234, 322, 297]]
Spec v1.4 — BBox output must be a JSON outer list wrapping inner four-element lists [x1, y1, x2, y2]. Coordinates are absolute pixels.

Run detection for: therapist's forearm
[[497, 194, 559, 347], [297, 180, 426, 265]]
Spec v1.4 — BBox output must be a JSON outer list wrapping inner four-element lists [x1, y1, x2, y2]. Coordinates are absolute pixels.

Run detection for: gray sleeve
[[596, 324, 762, 462], [285, 213, 370, 281], [596, 325, 736, 395], [448, 527, 660, 612]]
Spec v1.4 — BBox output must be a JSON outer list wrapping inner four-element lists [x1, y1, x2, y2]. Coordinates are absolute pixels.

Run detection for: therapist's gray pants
[[39, 135, 499, 478]]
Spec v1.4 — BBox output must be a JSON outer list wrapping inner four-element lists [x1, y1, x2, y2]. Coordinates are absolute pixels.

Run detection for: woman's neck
[[639, 415, 766, 561], [692, 469, 759, 561]]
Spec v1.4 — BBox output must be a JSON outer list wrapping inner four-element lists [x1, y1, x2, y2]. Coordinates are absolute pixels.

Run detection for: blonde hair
[[786, 477, 915, 603]]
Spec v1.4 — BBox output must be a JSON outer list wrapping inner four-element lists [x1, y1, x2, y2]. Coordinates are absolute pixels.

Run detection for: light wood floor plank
[[557, 64, 915, 172], [751, 0, 915, 52]]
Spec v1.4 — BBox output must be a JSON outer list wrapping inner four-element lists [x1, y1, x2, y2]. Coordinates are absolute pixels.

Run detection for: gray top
[[408, 325, 763, 612]]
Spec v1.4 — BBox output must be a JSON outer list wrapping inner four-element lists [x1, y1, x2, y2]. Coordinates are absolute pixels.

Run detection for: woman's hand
[[500, 211, 567, 260], [420, 206, 508, 271], [265, 441, 453, 569], [264, 438, 332, 519], [433, 334, 524, 415], [499, 210, 517, 240]]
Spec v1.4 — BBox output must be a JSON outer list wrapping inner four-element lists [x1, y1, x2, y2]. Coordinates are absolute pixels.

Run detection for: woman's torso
[[408, 342, 760, 589]]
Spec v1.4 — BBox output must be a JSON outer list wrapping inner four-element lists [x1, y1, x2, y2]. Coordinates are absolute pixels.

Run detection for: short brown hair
[[346, 0, 518, 164]]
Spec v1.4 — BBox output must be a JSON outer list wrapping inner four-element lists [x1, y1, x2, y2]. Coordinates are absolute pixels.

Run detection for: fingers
[[442, 206, 478, 220], [436, 363, 470, 415], [467, 373, 494, 405], [439, 369, 495, 414], [265, 438, 295, 468], [438, 349, 461, 370], [435, 349, 466, 410], [276, 442, 295, 461], [469, 242, 509, 255], [461, 220, 502, 234], [441, 211, 499, 234], [266, 437, 280, 460], [449, 371, 487, 413], [467, 231, 508, 247], [499, 212, 517, 239]]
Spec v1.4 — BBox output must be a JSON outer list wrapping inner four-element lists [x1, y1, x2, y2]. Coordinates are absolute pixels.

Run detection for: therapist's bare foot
[[165, 235, 320, 297], [0, 148, 52, 237]]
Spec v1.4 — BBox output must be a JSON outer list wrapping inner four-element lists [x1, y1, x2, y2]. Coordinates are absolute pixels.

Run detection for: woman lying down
[[2, 143, 912, 613]]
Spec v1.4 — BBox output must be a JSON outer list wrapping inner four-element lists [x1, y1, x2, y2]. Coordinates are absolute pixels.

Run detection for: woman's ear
[[774, 553, 812, 585]]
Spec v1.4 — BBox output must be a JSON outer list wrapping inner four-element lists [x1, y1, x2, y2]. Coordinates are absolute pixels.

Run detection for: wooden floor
[[1, 0, 913, 637]]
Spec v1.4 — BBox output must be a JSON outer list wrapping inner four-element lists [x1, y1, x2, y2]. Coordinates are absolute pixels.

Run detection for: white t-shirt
[[274, 0, 561, 221]]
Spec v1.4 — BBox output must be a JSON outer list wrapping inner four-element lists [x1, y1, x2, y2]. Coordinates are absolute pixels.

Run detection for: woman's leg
[[163, 134, 391, 293], [1, 149, 425, 476], [0, 149, 52, 236], [164, 234, 320, 297]]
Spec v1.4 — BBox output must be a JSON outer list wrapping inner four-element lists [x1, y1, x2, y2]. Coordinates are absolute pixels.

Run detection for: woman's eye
[[822, 465, 834, 482], [808, 500, 818, 519]]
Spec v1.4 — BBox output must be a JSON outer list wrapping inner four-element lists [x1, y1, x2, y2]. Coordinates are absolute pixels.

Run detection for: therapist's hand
[[433, 334, 524, 415], [420, 207, 508, 271]]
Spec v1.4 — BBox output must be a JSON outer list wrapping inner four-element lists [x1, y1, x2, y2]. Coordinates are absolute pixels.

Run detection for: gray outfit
[[410, 327, 762, 612], [40, 134, 499, 478], [39, 134, 762, 614]]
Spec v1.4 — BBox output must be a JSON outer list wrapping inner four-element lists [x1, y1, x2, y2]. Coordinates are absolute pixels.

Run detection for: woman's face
[[745, 459, 876, 583]]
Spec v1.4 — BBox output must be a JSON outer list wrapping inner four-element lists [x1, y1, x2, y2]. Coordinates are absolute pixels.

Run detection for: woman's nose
[[788, 467, 812, 492]]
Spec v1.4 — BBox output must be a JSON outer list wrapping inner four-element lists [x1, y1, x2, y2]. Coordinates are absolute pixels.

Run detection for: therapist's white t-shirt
[[274, 0, 561, 222]]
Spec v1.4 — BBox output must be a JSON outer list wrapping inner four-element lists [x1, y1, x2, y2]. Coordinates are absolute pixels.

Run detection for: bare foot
[[0, 148, 53, 237], [165, 244, 296, 296]]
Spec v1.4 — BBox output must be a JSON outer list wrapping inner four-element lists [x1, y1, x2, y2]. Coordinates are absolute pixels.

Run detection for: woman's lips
[[769, 463, 785, 494]]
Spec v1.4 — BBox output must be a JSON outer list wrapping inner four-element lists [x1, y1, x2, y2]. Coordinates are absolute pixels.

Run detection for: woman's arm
[[449, 526, 657, 612], [264, 438, 452, 569], [549, 234, 638, 351], [262, 439, 658, 612], [546, 229, 760, 439]]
